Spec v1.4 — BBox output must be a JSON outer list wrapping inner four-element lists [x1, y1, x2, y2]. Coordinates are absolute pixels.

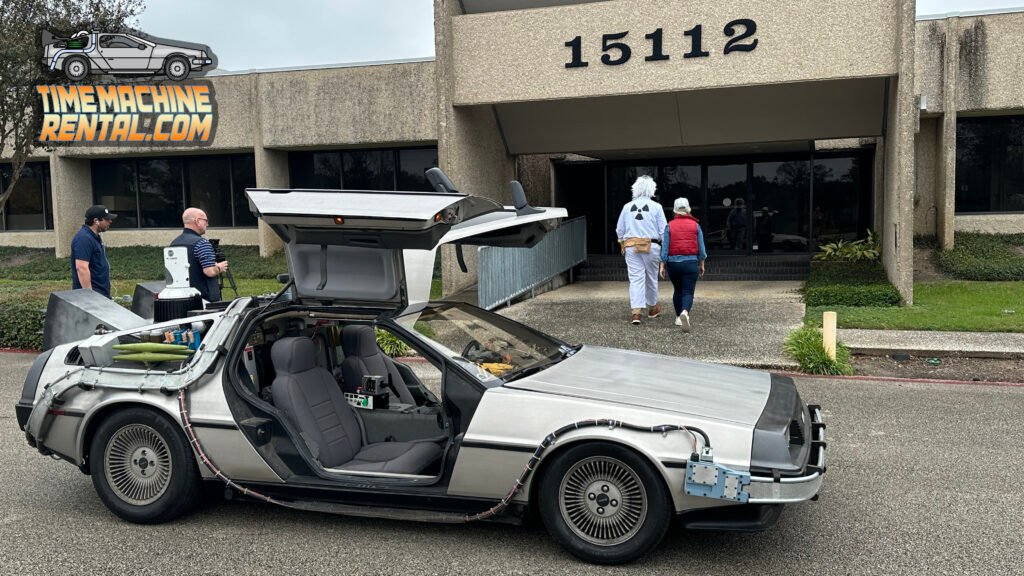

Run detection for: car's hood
[[504, 346, 772, 426]]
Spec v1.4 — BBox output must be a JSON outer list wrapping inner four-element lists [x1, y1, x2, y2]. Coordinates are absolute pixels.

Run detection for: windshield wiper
[[505, 360, 558, 382]]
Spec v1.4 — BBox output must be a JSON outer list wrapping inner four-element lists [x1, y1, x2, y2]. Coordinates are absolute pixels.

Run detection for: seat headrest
[[341, 325, 379, 357], [271, 337, 318, 374]]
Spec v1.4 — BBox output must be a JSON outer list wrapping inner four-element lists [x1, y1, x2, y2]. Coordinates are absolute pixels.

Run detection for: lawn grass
[[806, 281, 1024, 333]]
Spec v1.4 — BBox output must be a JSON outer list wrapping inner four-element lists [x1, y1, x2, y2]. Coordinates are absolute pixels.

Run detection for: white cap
[[673, 197, 691, 214]]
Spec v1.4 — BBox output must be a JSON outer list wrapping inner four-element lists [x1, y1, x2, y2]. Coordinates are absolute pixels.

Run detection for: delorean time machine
[[16, 170, 826, 565]]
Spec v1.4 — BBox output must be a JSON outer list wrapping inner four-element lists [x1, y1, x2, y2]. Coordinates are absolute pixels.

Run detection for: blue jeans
[[666, 260, 700, 316]]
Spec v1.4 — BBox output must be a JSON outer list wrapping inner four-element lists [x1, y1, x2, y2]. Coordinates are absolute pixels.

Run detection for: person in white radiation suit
[[615, 175, 667, 325]]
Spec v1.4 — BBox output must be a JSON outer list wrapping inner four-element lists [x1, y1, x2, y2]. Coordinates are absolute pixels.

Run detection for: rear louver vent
[[64, 347, 82, 365], [789, 419, 805, 445]]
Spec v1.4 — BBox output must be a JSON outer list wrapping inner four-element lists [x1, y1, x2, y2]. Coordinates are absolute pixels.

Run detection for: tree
[[0, 0, 143, 214]]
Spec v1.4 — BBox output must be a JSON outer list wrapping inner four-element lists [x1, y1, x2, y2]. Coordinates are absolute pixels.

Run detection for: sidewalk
[[839, 329, 1024, 359], [496, 280, 804, 370]]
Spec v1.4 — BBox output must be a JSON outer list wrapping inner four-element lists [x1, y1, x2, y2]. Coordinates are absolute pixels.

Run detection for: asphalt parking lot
[[2, 351, 1022, 575]]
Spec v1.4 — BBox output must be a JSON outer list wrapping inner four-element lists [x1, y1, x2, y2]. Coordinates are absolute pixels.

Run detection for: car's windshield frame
[[395, 302, 575, 386]]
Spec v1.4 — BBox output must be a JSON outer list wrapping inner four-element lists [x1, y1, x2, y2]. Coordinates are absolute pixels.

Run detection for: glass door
[[706, 164, 749, 253]]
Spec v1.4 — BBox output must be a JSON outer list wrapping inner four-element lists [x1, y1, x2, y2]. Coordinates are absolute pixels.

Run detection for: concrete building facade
[[2, 1, 1023, 303]]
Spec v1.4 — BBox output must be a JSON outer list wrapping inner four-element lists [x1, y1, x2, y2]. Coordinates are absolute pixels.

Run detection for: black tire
[[164, 56, 190, 81], [538, 442, 672, 565], [89, 407, 200, 524], [63, 56, 90, 81]]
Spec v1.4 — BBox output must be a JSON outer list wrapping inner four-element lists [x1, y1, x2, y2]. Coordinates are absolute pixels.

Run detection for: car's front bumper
[[746, 404, 826, 503]]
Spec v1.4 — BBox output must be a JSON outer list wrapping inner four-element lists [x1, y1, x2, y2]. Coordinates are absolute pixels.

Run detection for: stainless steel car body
[[43, 32, 213, 77], [19, 183, 824, 539]]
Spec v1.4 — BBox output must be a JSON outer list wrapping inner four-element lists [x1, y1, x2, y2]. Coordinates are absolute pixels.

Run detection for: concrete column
[[253, 145, 288, 257], [881, 0, 917, 304], [252, 73, 287, 257], [50, 154, 93, 259], [936, 18, 959, 251], [435, 0, 516, 295]]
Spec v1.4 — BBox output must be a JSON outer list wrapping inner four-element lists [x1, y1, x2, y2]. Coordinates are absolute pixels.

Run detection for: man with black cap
[[70, 205, 116, 298]]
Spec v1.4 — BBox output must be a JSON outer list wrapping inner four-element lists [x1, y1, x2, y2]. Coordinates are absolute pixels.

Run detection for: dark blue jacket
[[170, 228, 221, 302]]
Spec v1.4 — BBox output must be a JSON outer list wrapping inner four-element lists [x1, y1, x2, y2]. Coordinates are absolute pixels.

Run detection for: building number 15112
[[564, 19, 758, 68]]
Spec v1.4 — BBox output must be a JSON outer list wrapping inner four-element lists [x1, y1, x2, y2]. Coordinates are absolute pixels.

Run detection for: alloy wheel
[[558, 456, 648, 546], [103, 424, 173, 506]]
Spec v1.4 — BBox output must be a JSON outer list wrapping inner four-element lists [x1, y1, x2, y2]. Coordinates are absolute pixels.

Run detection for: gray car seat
[[270, 337, 442, 473], [341, 325, 417, 405]]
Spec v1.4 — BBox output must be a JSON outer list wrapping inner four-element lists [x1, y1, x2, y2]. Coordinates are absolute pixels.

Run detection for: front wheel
[[89, 407, 200, 524], [164, 56, 191, 81], [538, 442, 672, 565]]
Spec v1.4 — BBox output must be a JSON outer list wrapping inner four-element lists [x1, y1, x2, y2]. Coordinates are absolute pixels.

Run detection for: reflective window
[[92, 154, 256, 228], [138, 158, 184, 228], [92, 160, 139, 227], [187, 157, 231, 227], [956, 115, 1024, 213], [661, 165, 701, 221], [813, 156, 871, 246], [343, 150, 395, 191], [232, 155, 258, 227], [707, 164, 747, 251], [288, 151, 341, 189], [0, 164, 51, 231], [752, 160, 811, 253], [397, 148, 438, 191]]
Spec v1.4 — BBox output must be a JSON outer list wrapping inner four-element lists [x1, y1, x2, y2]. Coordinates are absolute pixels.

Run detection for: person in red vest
[[658, 197, 707, 332]]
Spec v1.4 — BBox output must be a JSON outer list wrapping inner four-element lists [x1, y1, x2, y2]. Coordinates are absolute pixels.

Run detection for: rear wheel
[[538, 442, 672, 564], [63, 56, 89, 81], [89, 407, 200, 524]]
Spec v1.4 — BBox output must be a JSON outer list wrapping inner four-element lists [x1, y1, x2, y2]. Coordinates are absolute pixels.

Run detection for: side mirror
[[137, 44, 146, 50], [509, 181, 542, 216], [425, 167, 459, 194], [276, 273, 290, 284]]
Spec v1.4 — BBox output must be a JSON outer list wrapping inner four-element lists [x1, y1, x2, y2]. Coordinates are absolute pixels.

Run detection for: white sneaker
[[680, 311, 691, 332], [674, 314, 683, 327]]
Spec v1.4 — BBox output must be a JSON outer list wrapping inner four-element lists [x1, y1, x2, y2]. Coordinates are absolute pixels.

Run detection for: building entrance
[[559, 149, 873, 257]]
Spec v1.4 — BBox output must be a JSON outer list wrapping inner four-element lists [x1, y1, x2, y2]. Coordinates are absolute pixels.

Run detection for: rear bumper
[[747, 404, 826, 504]]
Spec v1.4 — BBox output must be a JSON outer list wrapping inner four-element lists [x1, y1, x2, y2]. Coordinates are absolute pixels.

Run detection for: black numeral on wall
[[723, 19, 758, 54], [565, 36, 589, 68], [644, 28, 670, 61]]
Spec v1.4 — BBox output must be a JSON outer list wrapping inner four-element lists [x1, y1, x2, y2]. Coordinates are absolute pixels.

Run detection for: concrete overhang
[[460, 0, 610, 14], [495, 77, 888, 156], [452, 0, 899, 106]]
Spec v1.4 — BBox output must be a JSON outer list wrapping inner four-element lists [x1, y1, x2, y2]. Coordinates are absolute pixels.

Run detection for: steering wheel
[[461, 339, 483, 359]]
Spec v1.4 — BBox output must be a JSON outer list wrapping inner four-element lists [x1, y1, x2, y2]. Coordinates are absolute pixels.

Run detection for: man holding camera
[[170, 208, 228, 302]]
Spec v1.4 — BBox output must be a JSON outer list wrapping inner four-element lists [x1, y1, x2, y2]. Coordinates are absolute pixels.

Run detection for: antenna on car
[[425, 168, 460, 194], [510, 181, 543, 216]]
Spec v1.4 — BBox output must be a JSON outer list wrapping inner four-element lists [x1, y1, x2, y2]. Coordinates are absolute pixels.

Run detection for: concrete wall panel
[[955, 214, 1024, 234], [914, 117, 939, 237], [258, 62, 437, 149], [453, 0, 898, 105]]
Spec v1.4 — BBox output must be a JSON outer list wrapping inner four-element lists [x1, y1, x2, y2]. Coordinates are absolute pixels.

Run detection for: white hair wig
[[631, 175, 657, 199]]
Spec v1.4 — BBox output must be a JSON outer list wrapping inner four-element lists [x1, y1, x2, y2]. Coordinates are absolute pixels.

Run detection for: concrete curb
[[846, 346, 1024, 360], [777, 371, 1024, 388]]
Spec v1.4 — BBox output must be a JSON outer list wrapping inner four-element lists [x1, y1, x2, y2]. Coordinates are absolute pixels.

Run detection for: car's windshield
[[398, 303, 569, 382]]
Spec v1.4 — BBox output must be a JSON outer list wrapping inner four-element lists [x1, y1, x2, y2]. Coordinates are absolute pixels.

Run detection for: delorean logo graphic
[[36, 30, 219, 145], [41, 30, 217, 82]]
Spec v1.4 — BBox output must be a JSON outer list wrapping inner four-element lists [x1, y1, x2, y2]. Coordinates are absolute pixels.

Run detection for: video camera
[[207, 238, 237, 298], [208, 238, 227, 263]]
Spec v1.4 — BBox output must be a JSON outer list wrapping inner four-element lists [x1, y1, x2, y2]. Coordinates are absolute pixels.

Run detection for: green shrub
[[784, 326, 853, 376], [375, 329, 410, 358], [803, 261, 902, 307], [814, 230, 880, 262], [804, 284, 902, 307], [0, 245, 288, 281], [936, 233, 1024, 281], [0, 299, 47, 350]]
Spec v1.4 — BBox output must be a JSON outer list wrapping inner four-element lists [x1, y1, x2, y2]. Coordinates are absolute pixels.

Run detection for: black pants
[[665, 260, 700, 316]]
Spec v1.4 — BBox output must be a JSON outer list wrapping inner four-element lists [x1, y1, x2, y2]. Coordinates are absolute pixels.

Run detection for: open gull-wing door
[[247, 176, 566, 311]]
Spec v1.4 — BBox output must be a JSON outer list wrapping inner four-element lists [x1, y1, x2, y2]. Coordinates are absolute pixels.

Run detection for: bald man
[[169, 207, 229, 302]]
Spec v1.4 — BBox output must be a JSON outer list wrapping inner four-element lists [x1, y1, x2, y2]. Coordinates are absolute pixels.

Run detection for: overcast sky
[[138, 0, 1022, 72]]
